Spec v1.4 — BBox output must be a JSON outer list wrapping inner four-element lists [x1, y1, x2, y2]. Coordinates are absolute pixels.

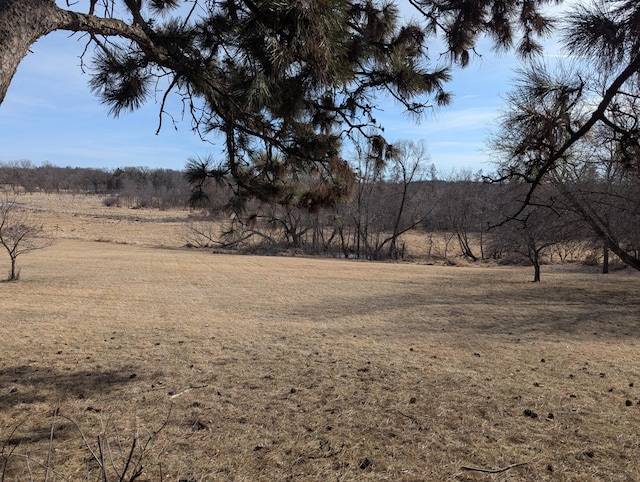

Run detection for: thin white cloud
[[430, 108, 498, 132]]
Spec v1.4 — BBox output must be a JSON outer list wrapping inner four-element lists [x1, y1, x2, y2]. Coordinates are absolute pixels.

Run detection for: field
[[1, 193, 640, 481]]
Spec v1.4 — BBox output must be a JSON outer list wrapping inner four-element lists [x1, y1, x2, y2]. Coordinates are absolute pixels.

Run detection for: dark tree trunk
[[9, 255, 19, 281], [533, 261, 541, 282], [0, 0, 155, 107], [529, 246, 542, 282], [602, 241, 609, 274], [456, 230, 478, 261], [0, 0, 61, 104], [591, 220, 640, 271]]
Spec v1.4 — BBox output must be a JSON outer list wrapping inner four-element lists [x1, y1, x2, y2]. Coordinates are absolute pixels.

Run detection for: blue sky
[[0, 1, 567, 174]]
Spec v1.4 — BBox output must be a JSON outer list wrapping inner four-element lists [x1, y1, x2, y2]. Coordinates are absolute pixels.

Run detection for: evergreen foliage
[[0, 0, 560, 210]]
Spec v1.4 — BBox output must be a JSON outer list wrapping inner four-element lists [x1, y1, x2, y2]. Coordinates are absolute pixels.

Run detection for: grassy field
[[1, 193, 640, 481]]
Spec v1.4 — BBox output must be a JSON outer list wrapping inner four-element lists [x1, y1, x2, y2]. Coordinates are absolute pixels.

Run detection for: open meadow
[[1, 193, 640, 481]]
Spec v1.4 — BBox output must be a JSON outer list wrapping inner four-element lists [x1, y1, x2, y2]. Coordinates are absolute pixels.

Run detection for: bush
[[103, 196, 120, 207]]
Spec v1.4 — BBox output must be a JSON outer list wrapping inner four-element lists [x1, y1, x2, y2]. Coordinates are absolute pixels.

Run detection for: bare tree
[[487, 181, 584, 281], [435, 170, 492, 261], [489, 1, 640, 268], [384, 141, 433, 259], [343, 138, 434, 260], [499, 207, 567, 282], [0, 196, 54, 281], [492, 60, 640, 271]]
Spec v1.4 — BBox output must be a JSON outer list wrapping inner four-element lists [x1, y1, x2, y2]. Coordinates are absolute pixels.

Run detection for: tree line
[[0, 160, 190, 209], [185, 139, 631, 282], [4, 143, 631, 282]]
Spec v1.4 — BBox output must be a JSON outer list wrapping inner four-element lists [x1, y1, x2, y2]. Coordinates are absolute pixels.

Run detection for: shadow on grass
[[0, 366, 142, 448], [0, 365, 140, 412], [290, 271, 640, 340], [0, 366, 152, 479]]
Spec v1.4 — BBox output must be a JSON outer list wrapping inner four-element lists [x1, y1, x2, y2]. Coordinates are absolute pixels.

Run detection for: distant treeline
[[0, 160, 189, 209], [0, 160, 624, 277]]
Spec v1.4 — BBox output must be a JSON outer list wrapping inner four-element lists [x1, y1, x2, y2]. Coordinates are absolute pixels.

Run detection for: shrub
[[103, 196, 120, 207]]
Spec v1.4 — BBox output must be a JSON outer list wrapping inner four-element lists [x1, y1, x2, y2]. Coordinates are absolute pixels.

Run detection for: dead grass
[[10, 192, 192, 247], [0, 193, 639, 481]]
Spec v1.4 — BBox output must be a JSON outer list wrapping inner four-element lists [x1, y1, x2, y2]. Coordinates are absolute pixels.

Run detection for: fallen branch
[[169, 385, 208, 399], [396, 410, 423, 430], [461, 461, 530, 473]]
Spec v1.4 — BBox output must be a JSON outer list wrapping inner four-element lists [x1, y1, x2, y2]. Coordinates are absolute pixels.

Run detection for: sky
[[0, 1, 569, 175]]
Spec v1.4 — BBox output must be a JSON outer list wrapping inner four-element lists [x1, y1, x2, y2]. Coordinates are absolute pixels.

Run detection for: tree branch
[[519, 51, 640, 213], [461, 461, 530, 473]]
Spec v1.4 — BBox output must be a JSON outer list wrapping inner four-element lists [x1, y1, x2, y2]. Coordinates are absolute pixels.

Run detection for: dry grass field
[[1, 193, 640, 481]]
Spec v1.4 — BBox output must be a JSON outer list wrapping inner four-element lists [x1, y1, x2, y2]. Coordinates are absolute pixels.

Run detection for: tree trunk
[[561, 187, 640, 272], [9, 255, 17, 281], [533, 258, 541, 282], [529, 244, 541, 282], [0, 0, 152, 107], [602, 241, 609, 274], [0, 0, 59, 104], [590, 219, 640, 271], [456, 230, 478, 261]]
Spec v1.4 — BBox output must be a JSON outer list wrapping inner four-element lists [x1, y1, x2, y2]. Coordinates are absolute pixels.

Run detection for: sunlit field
[[1, 193, 639, 481]]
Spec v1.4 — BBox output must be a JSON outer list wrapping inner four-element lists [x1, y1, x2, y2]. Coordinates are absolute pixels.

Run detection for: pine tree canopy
[[0, 0, 559, 209]]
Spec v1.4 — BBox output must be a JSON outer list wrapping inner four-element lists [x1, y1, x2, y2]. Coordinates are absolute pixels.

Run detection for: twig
[[396, 409, 424, 430], [1, 418, 27, 481], [45, 408, 58, 482], [58, 415, 101, 466], [97, 435, 107, 482], [461, 461, 530, 473], [13, 455, 71, 481], [119, 431, 137, 482], [169, 385, 208, 399]]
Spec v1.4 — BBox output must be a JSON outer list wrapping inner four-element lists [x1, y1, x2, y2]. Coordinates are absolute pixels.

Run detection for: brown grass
[[1, 193, 639, 481]]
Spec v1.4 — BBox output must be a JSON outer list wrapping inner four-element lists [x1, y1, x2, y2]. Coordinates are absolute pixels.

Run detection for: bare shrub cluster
[[0, 408, 170, 482]]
